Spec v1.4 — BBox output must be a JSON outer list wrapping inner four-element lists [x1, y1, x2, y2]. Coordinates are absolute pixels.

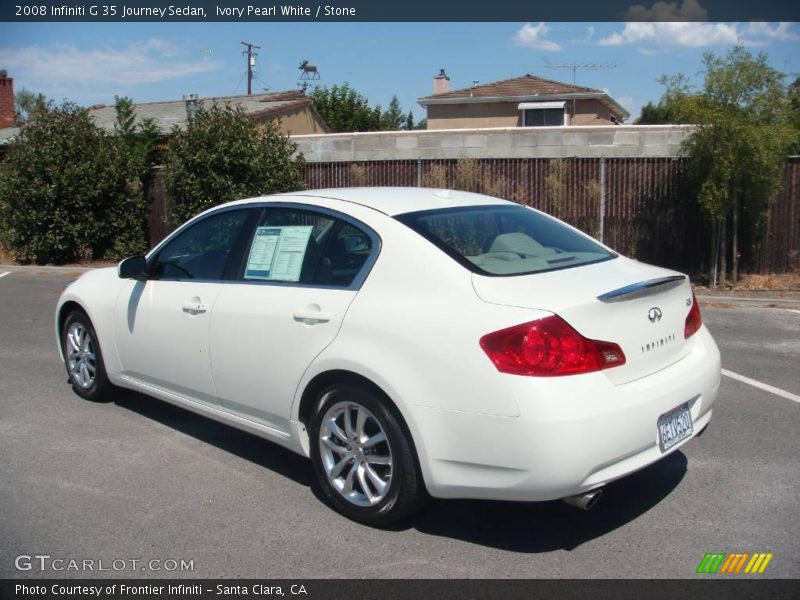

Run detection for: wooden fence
[[147, 157, 800, 275]]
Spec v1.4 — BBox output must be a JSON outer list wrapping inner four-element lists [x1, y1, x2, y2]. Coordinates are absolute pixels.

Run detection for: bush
[[163, 102, 305, 224], [0, 101, 149, 264]]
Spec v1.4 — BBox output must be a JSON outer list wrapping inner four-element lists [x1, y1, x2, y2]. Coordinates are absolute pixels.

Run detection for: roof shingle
[[87, 90, 312, 134], [419, 74, 602, 101]]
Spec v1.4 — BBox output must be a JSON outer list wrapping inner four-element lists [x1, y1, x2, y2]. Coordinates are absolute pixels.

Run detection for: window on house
[[518, 101, 566, 127]]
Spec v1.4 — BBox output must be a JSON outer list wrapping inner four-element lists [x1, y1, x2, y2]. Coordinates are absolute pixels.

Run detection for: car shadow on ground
[[403, 451, 687, 552], [114, 389, 687, 552], [114, 390, 314, 488]]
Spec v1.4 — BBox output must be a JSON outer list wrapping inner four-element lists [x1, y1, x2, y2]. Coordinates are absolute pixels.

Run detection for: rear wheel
[[61, 310, 114, 402], [309, 383, 426, 526]]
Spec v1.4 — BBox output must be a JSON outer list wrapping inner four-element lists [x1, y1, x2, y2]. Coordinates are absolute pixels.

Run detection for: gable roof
[[418, 74, 630, 120], [87, 90, 329, 134]]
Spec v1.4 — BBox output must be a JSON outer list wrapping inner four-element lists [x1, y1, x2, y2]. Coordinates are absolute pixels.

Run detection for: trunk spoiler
[[596, 275, 687, 303]]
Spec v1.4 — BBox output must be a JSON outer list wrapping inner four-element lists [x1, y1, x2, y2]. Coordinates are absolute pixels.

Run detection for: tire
[[309, 383, 427, 526], [61, 310, 114, 402]]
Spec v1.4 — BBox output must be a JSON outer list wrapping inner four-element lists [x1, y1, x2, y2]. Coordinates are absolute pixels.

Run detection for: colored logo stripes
[[696, 552, 773, 574]]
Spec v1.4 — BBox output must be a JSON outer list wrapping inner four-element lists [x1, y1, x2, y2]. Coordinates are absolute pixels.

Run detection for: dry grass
[[735, 273, 800, 291], [0, 241, 16, 264]]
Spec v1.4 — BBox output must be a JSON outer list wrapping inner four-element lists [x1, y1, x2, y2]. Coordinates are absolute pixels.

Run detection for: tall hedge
[[163, 102, 305, 224], [0, 101, 150, 263]]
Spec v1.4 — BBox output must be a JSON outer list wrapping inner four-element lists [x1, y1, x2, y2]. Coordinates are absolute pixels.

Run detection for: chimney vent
[[433, 68, 451, 95], [183, 93, 199, 122], [0, 70, 15, 129]]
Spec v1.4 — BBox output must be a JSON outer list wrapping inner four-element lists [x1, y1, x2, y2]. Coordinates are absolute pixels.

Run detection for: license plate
[[657, 402, 693, 453]]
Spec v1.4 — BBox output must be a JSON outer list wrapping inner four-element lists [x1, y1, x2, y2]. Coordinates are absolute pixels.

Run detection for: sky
[[1, 19, 799, 122]]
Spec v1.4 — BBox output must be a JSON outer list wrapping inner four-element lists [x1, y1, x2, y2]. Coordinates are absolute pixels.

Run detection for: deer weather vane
[[299, 60, 320, 80]]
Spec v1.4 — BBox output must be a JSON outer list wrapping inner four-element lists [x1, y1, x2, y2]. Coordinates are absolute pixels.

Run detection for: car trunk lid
[[471, 257, 695, 385]]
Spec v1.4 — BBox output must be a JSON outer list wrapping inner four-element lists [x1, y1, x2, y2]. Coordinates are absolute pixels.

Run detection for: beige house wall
[[257, 105, 329, 135], [567, 99, 617, 125], [427, 99, 617, 129]]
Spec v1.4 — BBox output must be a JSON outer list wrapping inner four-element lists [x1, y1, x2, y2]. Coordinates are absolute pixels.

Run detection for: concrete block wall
[[292, 125, 693, 162]]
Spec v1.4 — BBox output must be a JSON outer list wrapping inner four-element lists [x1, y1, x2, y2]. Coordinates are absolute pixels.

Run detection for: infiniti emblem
[[648, 307, 663, 323]]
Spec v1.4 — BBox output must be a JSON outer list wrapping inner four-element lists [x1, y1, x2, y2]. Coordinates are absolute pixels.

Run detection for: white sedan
[[55, 188, 720, 525]]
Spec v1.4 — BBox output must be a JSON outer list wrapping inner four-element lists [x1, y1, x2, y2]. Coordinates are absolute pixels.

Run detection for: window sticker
[[245, 225, 313, 282]]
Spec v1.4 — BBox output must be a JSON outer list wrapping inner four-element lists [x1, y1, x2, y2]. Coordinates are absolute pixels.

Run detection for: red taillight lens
[[479, 315, 626, 377], [684, 291, 702, 339]]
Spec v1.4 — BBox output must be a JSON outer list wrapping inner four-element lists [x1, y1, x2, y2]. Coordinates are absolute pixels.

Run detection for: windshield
[[396, 204, 615, 276]]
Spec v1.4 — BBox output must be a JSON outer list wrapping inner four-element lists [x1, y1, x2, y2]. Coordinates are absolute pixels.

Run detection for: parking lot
[[1, 266, 798, 579]]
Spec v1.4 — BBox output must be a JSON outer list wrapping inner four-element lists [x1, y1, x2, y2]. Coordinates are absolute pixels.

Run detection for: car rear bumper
[[414, 326, 721, 502]]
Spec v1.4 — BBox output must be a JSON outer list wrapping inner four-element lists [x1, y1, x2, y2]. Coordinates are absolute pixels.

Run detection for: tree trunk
[[732, 203, 739, 284], [709, 219, 719, 289], [719, 216, 727, 287]]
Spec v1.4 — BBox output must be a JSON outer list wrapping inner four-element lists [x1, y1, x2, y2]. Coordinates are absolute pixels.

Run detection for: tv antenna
[[541, 58, 617, 122], [241, 41, 261, 95]]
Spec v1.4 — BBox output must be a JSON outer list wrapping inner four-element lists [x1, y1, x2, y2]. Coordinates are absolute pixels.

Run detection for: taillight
[[479, 315, 626, 377], [684, 291, 702, 339]]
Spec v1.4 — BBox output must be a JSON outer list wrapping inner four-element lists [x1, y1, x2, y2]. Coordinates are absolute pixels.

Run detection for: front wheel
[[309, 383, 427, 526], [61, 310, 114, 402]]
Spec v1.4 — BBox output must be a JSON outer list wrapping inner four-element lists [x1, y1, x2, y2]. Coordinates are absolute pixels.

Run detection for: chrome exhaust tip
[[561, 488, 603, 510]]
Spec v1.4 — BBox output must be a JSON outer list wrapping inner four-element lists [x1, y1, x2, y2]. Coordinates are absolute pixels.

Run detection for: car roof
[[230, 187, 513, 217]]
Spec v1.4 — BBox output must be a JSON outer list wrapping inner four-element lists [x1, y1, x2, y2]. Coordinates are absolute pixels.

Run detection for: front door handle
[[294, 305, 331, 325], [182, 298, 207, 314]]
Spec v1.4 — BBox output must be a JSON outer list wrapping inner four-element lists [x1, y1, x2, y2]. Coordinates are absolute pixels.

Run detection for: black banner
[[2, 0, 799, 23], [2, 580, 799, 600]]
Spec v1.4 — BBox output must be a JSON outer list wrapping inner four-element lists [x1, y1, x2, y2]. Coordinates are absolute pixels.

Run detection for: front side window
[[240, 208, 374, 287], [151, 209, 252, 280], [396, 205, 614, 276]]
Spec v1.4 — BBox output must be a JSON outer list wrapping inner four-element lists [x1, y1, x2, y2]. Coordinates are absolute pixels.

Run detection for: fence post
[[416, 159, 423, 187], [599, 157, 606, 243]]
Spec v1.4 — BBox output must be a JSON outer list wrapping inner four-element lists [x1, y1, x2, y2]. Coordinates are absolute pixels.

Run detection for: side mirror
[[118, 255, 148, 280]]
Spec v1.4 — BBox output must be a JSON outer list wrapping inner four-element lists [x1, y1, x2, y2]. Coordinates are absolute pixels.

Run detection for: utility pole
[[241, 41, 261, 95]]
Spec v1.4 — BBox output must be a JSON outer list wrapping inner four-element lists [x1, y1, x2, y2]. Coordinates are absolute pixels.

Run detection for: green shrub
[[0, 101, 149, 263], [163, 102, 305, 225]]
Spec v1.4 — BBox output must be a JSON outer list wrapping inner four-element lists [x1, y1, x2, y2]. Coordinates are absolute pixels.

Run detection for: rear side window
[[396, 205, 614, 276], [240, 208, 374, 287]]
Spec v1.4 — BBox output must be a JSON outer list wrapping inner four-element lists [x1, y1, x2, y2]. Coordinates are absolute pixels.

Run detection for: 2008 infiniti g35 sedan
[[55, 188, 720, 525]]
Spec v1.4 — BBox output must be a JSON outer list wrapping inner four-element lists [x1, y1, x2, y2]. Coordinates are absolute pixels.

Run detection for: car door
[[209, 205, 379, 432], [113, 207, 257, 406]]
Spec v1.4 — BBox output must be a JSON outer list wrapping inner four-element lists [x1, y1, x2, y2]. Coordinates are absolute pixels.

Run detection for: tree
[[106, 96, 163, 258], [163, 102, 305, 224], [309, 83, 382, 132], [660, 45, 794, 286], [414, 118, 428, 130], [635, 100, 676, 124], [788, 76, 800, 154], [0, 101, 148, 263], [404, 111, 415, 131], [382, 95, 404, 130], [13, 88, 48, 125]]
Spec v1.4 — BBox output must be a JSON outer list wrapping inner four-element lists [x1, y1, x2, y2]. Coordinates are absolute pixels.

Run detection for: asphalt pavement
[[0, 266, 798, 579]]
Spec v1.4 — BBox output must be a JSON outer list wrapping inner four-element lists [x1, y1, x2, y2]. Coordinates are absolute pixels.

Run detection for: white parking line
[[722, 369, 800, 404], [0, 272, 10, 279]]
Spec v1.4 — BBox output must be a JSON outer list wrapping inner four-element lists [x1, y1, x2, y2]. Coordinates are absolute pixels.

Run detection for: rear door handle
[[293, 306, 331, 324]]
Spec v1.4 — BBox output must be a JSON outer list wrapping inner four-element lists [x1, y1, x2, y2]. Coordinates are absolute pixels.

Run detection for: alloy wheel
[[318, 400, 393, 507], [66, 322, 96, 389]]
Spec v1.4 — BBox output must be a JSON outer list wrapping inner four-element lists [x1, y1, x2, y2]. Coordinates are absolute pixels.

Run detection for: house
[[0, 80, 332, 157], [86, 90, 331, 136], [418, 70, 629, 129], [0, 70, 18, 156]]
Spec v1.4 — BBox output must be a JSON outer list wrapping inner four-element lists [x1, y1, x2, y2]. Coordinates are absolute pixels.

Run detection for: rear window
[[396, 205, 615, 276]]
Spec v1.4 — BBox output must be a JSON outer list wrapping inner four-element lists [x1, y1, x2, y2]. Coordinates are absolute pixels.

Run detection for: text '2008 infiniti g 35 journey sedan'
[[56, 188, 720, 525]]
